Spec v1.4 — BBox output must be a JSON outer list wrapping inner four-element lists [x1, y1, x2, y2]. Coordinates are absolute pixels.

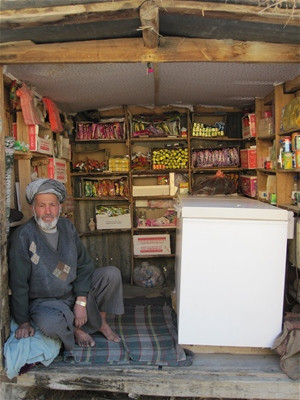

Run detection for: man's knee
[[33, 311, 69, 337], [93, 265, 121, 283]]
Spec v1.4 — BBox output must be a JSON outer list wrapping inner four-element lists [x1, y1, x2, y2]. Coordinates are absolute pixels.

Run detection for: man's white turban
[[26, 179, 66, 205]]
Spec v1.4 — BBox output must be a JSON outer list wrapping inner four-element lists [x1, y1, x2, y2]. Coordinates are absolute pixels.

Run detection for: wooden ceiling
[[0, 1, 299, 112]]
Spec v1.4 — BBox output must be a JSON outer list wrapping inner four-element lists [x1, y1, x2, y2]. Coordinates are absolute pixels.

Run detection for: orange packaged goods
[[242, 113, 256, 138], [240, 148, 257, 169], [43, 97, 64, 133]]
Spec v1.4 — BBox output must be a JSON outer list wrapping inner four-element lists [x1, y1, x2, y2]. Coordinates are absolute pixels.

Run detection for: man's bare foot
[[99, 321, 121, 342], [75, 328, 95, 347]]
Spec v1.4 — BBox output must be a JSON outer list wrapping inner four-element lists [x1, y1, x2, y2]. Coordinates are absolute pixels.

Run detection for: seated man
[[8, 178, 124, 350]]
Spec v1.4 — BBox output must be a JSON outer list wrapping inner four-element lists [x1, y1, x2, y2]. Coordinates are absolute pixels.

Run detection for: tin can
[[282, 152, 293, 169], [282, 136, 292, 153]]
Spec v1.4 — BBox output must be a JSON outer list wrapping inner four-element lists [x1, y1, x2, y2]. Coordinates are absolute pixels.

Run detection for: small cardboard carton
[[133, 234, 171, 255], [242, 114, 256, 139]]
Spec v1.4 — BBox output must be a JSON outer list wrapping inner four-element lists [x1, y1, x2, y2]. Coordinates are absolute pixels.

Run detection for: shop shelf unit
[[255, 83, 300, 210], [128, 105, 190, 285]]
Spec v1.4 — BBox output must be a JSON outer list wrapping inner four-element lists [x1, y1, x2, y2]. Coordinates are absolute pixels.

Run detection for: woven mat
[[64, 304, 191, 367]]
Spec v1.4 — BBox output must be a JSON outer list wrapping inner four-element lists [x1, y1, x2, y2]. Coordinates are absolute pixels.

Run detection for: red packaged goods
[[240, 148, 257, 169], [242, 113, 256, 138], [16, 83, 41, 125], [240, 175, 257, 198], [43, 97, 63, 133]]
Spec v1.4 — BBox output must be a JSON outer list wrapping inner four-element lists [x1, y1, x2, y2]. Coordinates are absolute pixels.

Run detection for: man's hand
[[74, 297, 87, 328], [15, 322, 35, 339]]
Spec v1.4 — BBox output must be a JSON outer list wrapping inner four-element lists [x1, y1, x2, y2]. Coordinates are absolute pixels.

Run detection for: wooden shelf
[[73, 197, 129, 201], [277, 168, 300, 173], [74, 139, 127, 143], [71, 171, 129, 177], [190, 136, 243, 141], [79, 229, 131, 237], [257, 168, 276, 174], [256, 134, 275, 140], [13, 151, 32, 160], [133, 254, 175, 259], [278, 128, 300, 136], [132, 195, 175, 200], [131, 136, 187, 142], [131, 169, 188, 175], [133, 226, 176, 232], [191, 167, 241, 172]]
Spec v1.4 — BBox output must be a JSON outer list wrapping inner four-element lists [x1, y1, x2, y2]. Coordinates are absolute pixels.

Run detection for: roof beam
[[139, 0, 160, 49], [0, 38, 299, 64], [0, 1, 299, 29]]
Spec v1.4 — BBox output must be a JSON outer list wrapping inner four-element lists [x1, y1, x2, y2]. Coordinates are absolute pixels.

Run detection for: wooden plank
[[0, 1, 298, 28], [8, 354, 299, 399], [0, 66, 10, 375], [0, 37, 299, 64]]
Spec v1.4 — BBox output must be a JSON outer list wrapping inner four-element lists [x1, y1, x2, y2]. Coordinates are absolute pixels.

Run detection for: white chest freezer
[[175, 195, 289, 348]]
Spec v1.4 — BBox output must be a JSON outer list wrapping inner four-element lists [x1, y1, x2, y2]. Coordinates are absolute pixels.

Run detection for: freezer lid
[[177, 195, 289, 221]]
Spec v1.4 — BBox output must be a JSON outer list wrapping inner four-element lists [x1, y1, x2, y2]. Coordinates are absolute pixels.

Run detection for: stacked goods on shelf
[[240, 147, 257, 169], [152, 147, 188, 169], [82, 177, 129, 199], [240, 175, 257, 198], [192, 147, 240, 168], [135, 199, 177, 228], [281, 97, 300, 132], [242, 113, 256, 139], [279, 135, 300, 170], [76, 119, 126, 140], [72, 158, 107, 172], [108, 156, 129, 172], [192, 121, 225, 137], [95, 205, 131, 230], [130, 114, 181, 137]]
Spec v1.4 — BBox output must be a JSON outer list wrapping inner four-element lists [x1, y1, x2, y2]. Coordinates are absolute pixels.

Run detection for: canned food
[[282, 152, 293, 169], [282, 136, 292, 152]]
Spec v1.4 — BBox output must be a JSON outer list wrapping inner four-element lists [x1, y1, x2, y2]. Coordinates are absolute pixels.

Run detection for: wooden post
[[0, 65, 10, 372], [139, 0, 159, 49]]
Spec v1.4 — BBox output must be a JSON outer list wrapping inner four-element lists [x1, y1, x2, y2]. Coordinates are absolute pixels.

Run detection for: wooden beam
[[284, 75, 300, 93], [139, 0, 159, 49], [0, 37, 299, 64], [0, 1, 299, 29]]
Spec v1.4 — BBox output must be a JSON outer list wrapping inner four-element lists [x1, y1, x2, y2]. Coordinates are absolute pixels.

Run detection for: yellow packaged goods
[[108, 156, 129, 172], [152, 147, 188, 169], [282, 152, 293, 169], [282, 97, 300, 131]]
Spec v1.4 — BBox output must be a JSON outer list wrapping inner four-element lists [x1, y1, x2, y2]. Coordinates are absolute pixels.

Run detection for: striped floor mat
[[64, 304, 191, 367]]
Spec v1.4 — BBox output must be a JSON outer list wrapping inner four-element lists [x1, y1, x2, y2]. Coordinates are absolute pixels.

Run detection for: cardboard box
[[133, 234, 171, 255], [96, 213, 131, 230], [242, 114, 256, 138], [240, 148, 257, 169], [132, 185, 170, 197], [257, 117, 273, 138], [136, 208, 177, 228], [240, 175, 257, 198], [47, 158, 67, 183], [29, 124, 53, 155], [58, 136, 71, 160]]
